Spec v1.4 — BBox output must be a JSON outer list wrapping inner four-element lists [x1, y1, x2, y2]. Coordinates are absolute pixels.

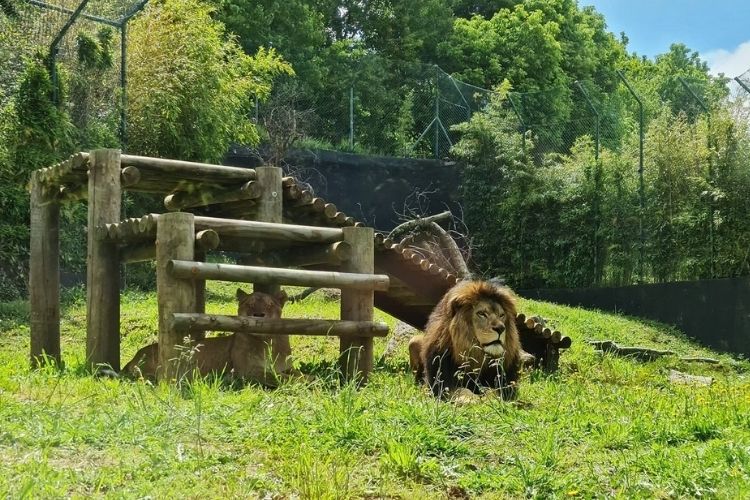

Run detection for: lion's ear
[[237, 288, 249, 301], [275, 289, 288, 307]]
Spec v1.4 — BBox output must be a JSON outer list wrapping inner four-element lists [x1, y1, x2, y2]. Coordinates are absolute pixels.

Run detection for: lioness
[[123, 288, 297, 386]]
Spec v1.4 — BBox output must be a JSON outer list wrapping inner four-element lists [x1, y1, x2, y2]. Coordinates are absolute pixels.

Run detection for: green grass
[[1, 282, 749, 498]]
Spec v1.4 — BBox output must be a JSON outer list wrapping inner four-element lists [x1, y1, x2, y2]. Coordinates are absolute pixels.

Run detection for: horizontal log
[[120, 242, 155, 263], [192, 216, 344, 243], [120, 229, 220, 263], [195, 229, 220, 251], [171, 314, 389, 337], [101, 214, 345, 244], [241, 242, 352, 268], [164, 181, 262, 211], [557, 336, 572, 349], [168, 260, 390, 291], [121, 154, 255, 183]]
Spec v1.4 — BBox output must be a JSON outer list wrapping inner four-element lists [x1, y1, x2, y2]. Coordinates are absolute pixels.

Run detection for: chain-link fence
[[0, 0, 147, 149], [256, 63, 500, 160], [259, 59, 750, 287]]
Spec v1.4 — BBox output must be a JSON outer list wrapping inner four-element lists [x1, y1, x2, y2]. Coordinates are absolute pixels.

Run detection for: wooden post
[[250, 166, 293, 376], [29, 171, 61, 367], [339, 226, 376, 385], [156, 212, 197, 382], [86, 149, 121, 371]]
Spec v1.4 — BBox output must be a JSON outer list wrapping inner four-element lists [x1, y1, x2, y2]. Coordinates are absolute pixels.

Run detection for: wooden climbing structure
[[29, 149, 570, 381]]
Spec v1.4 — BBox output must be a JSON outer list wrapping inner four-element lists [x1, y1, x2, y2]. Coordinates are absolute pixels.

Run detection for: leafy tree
[[451, 0, 521, 19], [622, 44, 729, 120], [212, 0, 328, 89], [127, 0, 292, 162], [341, 0, 454, 64], [0, 57, 74, 299]]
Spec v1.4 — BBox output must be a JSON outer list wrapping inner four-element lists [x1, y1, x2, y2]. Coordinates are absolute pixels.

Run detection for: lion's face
[[470, 298, 509, 357], [236, 289, 287, 319], [438, 280, 520, 369]]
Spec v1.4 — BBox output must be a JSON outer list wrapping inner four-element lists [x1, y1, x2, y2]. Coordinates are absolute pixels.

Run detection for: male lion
[[123, 288, 296, 386], [409, 280, 521, 400]]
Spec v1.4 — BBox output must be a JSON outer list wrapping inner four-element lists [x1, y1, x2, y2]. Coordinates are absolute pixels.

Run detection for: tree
[[212, 0, 328, 90], [127, 0, 292, 162]]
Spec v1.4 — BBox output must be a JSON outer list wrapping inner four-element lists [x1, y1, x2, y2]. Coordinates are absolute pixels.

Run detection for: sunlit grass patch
[[0, 283, 748, 497]]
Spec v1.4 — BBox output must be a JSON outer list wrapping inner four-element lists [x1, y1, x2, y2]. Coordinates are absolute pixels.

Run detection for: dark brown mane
[[410, 280, 522, 399]]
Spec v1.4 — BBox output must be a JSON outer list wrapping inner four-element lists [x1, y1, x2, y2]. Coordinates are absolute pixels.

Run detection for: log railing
[[167, 260, 390, 291], [171, 314, 389, 337]]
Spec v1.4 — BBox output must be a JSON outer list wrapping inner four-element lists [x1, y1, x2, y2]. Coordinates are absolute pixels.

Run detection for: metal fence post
[[618, 70, 646, 282], [434, 65, 440, 159], [735, 77, 750, 96], [575, 81, 602, 284], [349, 85, 354, 149], [117, 0, 149, 153], [48, 0, 91, 105], [679, 77, 714, 278], [508, 93, 527, 156]]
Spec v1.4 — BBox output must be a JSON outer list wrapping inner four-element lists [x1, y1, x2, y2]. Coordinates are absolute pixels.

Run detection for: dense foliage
[[127, 0, 292, 162], [1, 0, 748, 293], [454, 86, 750, 287]]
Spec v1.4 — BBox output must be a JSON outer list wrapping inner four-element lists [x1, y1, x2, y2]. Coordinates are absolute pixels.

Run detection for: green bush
[[126, 0, 292, 162]]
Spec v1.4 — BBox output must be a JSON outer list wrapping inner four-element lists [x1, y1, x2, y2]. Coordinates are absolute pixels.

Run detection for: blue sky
[[580, 0, 750, 77]]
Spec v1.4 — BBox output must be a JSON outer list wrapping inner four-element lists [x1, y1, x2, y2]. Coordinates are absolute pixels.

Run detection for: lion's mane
[[410, 280, 521, 398]]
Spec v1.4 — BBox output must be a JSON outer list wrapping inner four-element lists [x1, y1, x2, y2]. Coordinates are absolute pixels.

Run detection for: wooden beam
[[86, 149, 121, 371], [250, 166, 294, 376], [112, 214, 342, 245], [121, 154, 256, 183], [240, 242, 352, 268], [168, 260, 390, 291], [164, 181, 262, 211], [194, 216, 344, 243], [120, 166, 141, 187], [29, 171, 61, 368], [171, 314, 389, 337], [120, 229, 220, 263], [156, 212, 197, 382]]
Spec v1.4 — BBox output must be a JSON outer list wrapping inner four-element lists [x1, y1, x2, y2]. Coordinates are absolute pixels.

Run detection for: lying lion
[[409, 280, 522, 401], [123, 288, 299, 386]]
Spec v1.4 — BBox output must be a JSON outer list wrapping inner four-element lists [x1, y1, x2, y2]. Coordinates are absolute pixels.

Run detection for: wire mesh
[[1, 0, 147, 145]]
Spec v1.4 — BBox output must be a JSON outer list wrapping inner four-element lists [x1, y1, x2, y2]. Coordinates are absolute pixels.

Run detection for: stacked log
[[515, 313, 572, 372], [35, 152, 89, 187]]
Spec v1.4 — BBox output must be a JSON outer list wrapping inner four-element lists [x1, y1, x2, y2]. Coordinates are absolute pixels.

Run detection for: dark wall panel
[[522, 278, 750, 356]]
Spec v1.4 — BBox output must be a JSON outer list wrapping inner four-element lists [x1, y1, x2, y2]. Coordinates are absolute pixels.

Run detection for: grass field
[[1, 282, 749, 498]]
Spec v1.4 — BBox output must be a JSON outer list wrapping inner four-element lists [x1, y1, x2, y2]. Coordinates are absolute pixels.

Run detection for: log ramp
[[29, 150, 570, 382]]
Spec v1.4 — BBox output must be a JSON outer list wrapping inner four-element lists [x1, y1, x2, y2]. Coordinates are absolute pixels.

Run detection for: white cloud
[[704, 41, 750, 78]]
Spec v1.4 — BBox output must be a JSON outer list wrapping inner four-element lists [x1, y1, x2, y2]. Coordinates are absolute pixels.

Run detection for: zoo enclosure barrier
[[1, 0, 149, 150]]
